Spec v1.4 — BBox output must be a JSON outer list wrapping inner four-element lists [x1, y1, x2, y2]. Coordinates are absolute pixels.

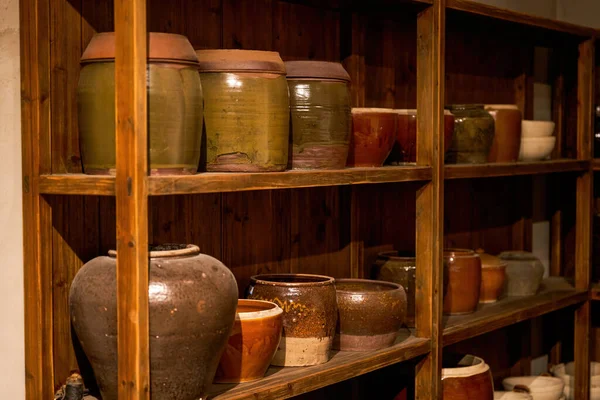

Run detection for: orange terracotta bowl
[[480, 264, 507, 303], [214, 299, 283, 383]]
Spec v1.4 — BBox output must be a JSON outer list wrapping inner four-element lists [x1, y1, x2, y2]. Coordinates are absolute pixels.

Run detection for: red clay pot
[[347, 108, 396, 167], [443, 249, 481, 315], [442, 355, 494, 400]]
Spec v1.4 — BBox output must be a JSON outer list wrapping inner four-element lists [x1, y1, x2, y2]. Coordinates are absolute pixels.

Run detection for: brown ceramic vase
[[347, 108, 397, 167], [476, 249, 507, 303], [442, 354, 494, 400], [334, 279, 407, 351], [485, 105, 522, 162], [69, 244, 238, 400], [214, 299, 283, 383], [247, 274, 337, 366], [443, 249, 482, 315], [373, 251, 416, 327]]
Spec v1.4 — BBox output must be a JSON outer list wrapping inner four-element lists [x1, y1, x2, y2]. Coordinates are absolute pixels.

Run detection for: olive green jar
[[196, 50, 289, 172], [285, 61, 351, 170], [446, 104, 495, 164], [78, 33, 202, 175]]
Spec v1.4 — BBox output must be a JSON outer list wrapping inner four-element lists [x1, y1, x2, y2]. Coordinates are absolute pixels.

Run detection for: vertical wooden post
[[574, 37, 594, 400], [415, 0, 445, 399], [115, 0, 150, 399]]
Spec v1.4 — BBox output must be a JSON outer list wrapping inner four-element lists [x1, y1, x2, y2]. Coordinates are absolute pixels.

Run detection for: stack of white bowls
[[551, 361, 600, 400], [502, 376, 565, 400], [519, 121, 556, 161]]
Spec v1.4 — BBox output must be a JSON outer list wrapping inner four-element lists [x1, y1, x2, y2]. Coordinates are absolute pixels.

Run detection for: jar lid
[[196, 49, 285, 74], [285, 61, 350, 82], [352, 108, 397, 114], [475, 249, 507, 268], [484, 104, 519, 110], [81, 32, 199, 65], [498, 250, 539, 261]]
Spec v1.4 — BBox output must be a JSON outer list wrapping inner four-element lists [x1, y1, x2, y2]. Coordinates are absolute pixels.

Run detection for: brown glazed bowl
[[215, 299, 283, 383], [476, 249, 507, 303], [443, 249, 482, 315], [247, 274, 337, 366], [334, 279, 407, 351], [373, 251, 416, 327], [442, 354, 494, 400], [347, 108, 397, 167]]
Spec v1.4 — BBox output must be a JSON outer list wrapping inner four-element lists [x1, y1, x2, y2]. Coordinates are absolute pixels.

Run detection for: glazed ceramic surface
[[519, 137, 556, 161], [498, 251, 544, 296], [286, 61, 351, 170], [485, 105, 522, 162], [215, 299, 283, 383], [197, 50, 289, 172], [78, 33, 202, 175], [247, 274, 337, 366], [347, 108, 397, 167], [442, 354, 494, 400], [443, 249, 482, 315], [494, 392, 533, 399], [69, 245, 238, 400], [373, 251, 416, 327], [446, 104, 495, 164], [521, 120, 555, 137], [502, 376, 564, 400], [476, 249, 507, 303], [551, 361, 600, 387], [334, 279, 407, 351]]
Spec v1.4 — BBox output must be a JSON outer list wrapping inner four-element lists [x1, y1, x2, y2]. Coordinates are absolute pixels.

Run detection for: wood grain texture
[[445, 160, 588, 179], [341, 12, 365, 108]]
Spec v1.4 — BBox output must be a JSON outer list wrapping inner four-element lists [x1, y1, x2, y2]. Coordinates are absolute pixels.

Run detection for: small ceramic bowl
[[348, 108, 397, 167], [521, 120, 555, 138], [503, 376, 565, 400], [551, 361, 600, 387], [519, 137, 556, 162], [494, 391, 533, 399]]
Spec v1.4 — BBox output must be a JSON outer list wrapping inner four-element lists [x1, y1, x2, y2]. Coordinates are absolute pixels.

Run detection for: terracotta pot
[[286, 61, 351, 170], [442, 354, 494, 400], [476, 249, 507, 303], [443, 249, 481, 315], [347, 108, 397, 167], [446, 104, 495, 164], [502, 376, 565, 400], [498, 251, 545, 296], [247, 274, 337, 366], [78, 33, 202, 175], [485, 105, 522, 162], [215, 299, 283, 383], [69, 244, 238, 400], [373, 251, 416, 327], [196, 50, 289, 172], [334, 279, 406, 351]]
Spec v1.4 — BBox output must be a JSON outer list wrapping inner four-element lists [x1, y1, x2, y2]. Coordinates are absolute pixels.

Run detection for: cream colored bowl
[[551, 361, 600, 387], [503, 376, 564, 400], [522, 120, 555, 137], [518, 137, 556, 162]]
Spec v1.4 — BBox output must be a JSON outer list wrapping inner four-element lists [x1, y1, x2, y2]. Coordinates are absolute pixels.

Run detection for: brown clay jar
[[443, 249, 482, 315], [215, 299, 283, 383], [69, 244, 238, 400], [442, 354, 494, 400], [476, 249, 507, 303], [347, 108, 397, 167], [334, 279, 407, 351], [247, 274, 337, 366], [485, 105, 522, 162], [373, 251, 416, 327]]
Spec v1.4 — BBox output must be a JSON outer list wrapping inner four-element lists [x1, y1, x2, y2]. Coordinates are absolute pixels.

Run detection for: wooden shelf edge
[[38, 174, 116, 196], [445, 160, 589, 180], [209, 334, 429, 400]]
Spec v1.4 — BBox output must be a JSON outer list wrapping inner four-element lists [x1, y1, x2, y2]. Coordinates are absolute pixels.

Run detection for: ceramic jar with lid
[[476, 249, 507, 303], [348, 108, 397, 167], [485, 105, 522, 162], [442, 354, 494, 400], [286, 61, 351, 170], [196, 50, 289, 172], [446, 104, 495, 164], [78, 33, 203, 175], [444, 249, 482, 315], [498, 251, 544, 296], [373, 251, 416, 327]]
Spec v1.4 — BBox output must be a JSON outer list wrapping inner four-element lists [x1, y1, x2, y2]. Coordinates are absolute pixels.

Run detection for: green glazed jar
[[446, 104, 495, 164], [78, 32, 203, 175], [197, 50, 289, 172], [285, 61, 351, 170]]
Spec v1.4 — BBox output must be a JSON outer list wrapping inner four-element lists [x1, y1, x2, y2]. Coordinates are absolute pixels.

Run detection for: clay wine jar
[[334, 279, 407, 351], [69, 244, 238, 400], [476, 249, 507, 304], [446, 104, 495, 164], [215, 299, 283, 383], [442, 354, 494, 400], [348, 108, 397, 167], [197, 50, 289, 172], [443, 249, 482, 315], [286, 61, 351, 169], [485, 105, 522, 162], [498, 251, 544, 296], [373, 251, 416, 327], [78, 33, 202, 175], [247, 274, 337, 366]]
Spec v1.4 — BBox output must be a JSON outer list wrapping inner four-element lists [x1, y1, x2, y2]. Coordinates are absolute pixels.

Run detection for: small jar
[[475, 249, 507, 303], [484, 104, 522, 162], [443, 249, 482, 315], [373, 251, 416, 327], [446, 104, 495, 164], [498, 251, 544, 296]]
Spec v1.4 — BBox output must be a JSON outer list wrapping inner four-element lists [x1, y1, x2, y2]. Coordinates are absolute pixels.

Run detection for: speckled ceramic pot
[[485, 105, 522, 162], [286, 61, 351, 170], [444, 249, 482, 315], [78, 33, 203, 175], [247, 274, 337, 366], [69, 245, 238, 400], [443, 355, 494, 400], [215, 299, 283, 383], [373, 251, 416, 327], [197, 50, 289, 172], [334, 279, 406, 351], [498, 251, 544, 296], [446, 104, 495, 164], [347, 108, 397, 167]]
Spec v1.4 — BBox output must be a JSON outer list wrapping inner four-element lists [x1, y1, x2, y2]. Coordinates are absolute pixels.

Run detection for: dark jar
[[373, 251, 416, 327], [446, 104, 495, 164]]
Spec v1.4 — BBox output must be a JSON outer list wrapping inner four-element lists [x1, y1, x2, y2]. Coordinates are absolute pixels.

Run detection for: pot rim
[[352, 107, 397, 114], [236, 299, 283, 321], [394, 109, 454, 116], [441, 355, 489, 378], [335, 278, 403, 294], [108, 244, 200, 259], [196, 49, 286, 74], [444, 248, 477, 258], [377, 251, 416, 261], [250, 273, 335, 287]]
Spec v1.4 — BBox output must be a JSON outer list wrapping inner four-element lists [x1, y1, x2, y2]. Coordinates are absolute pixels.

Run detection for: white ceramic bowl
[[563, 385, 600, 400], [522, 120, 555, 137], [503, 376, 565, 400], [518, 137, 556, 162], [551, 361, 600, 387], [494, 391, 533, 399]]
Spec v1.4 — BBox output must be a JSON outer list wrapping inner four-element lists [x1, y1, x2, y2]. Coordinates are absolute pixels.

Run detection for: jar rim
[[108, 244, 200, 259], [250, 273, 335, 287]]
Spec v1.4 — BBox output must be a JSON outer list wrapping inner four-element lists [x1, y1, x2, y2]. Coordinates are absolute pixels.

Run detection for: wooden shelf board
[[443, 277, 587, 346], [445, 160, 588, 180], [37, 174, 116, 196], [446, 0, 598, 37], [208, 331, 429, 400]]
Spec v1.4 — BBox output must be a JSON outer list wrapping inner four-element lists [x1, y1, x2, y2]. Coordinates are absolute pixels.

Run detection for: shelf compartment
[[592, 159, 600, 171], [445, 159, 588, 180], [591, 283, 600, 301], [443, 277, 587, 346], [208, 331, 429, 400]]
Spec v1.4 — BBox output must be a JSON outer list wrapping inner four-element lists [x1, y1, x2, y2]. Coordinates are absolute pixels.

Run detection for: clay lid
[[476, 249, 507, 268], [285, 61, 350, 82], [81, 32, 199, 64], [196, 49, 285, 74], [497, 250, 539, 261], [484, 104, 519, 110], [352, 108, 397, 114]]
